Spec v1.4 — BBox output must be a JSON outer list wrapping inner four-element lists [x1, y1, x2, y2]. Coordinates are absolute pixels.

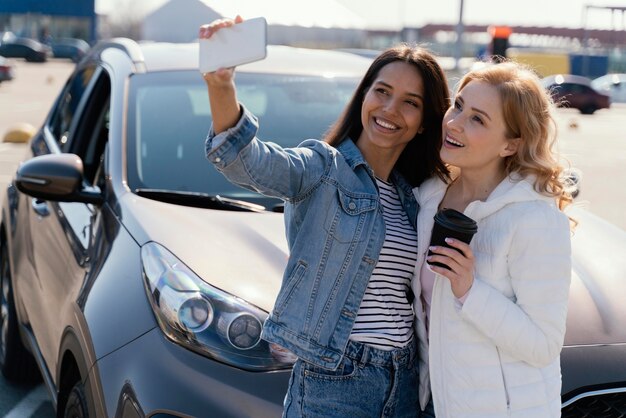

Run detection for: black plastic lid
[[434, 208, 478, 234]]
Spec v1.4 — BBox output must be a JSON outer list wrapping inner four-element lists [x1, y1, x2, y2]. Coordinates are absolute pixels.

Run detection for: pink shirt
[[420, 260, 469, 336], [420, 261, 435, 335]]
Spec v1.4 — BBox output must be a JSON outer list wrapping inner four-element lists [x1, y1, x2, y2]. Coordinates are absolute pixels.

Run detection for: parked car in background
[[592, 73, 626, 104], [51, 38, 90, 63], [0, 37, 52, 62], [1, 39, 625, 417], [542, 74, 611, 114], [0, 55, 14, 83]]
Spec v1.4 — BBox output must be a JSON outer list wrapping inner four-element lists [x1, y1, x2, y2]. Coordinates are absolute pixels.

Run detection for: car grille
[[562, 391, 626, 418]]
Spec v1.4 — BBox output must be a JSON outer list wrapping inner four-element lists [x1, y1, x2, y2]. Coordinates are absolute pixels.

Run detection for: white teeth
[[375, 118, 398, 130], [446, 136, 464, 147]]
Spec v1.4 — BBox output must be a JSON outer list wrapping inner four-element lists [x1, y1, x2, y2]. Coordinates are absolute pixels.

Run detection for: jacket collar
[[337, 139, 418, 229], [337, 138, 413, 191], [416, 173, 557, 222], [336, 138, 368, 171]]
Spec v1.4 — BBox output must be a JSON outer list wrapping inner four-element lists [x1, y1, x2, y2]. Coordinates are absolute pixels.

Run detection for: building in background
[[141, 0, 368, 49], [0, 0, 96, 43], [413, 22, 626, 75]]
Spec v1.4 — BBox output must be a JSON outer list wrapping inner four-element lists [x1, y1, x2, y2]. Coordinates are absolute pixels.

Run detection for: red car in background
[[542, 74, 611, 114], [0, 55, 14, 83]]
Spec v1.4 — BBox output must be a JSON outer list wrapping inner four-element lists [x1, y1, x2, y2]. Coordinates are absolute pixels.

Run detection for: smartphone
[[199, 17, 267, 73]]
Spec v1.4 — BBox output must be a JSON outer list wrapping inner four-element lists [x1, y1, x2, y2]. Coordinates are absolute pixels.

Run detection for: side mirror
[[15, 153, 103, 205]]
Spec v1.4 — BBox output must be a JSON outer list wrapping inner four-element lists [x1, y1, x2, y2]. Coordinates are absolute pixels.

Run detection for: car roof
[[593, 73, 626, 83], [136, 42, 373, 77], [542, 74, 593, 86], [1, 37, 45, 49]]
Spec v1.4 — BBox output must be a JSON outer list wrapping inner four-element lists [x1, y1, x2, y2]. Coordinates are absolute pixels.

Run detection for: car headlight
[[141, 241, 295, 371]]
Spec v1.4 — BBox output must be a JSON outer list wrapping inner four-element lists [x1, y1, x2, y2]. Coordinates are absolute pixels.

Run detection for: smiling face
[[356, 61, 425, 166], [441, 80, 519, 176]]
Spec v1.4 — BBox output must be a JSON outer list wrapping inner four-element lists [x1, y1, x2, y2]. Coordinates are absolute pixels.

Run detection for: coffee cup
[[428, 208, 478, 269]]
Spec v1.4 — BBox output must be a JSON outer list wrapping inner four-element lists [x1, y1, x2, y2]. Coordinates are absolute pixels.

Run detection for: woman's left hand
[[427, 238, 475, 299]]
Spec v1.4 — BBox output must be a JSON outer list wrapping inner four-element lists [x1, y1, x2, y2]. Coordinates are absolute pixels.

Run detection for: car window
[[126, 71, 358, 208], [1, 44, 19, 55], [567, 83, 585, 94], [557, 83, 570, 93], [54, 69, 111, 252], [48, 66, 99, 151], [66, 72, 111, 184]]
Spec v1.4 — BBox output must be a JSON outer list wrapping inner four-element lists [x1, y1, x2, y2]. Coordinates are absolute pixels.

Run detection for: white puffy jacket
[[412, 174, 572, 418]]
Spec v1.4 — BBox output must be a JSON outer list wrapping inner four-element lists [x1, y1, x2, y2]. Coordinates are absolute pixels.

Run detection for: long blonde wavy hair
[[457, 62, 573, 211]]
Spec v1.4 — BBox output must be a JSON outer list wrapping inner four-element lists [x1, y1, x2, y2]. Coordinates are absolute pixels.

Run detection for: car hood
[[564, 206, 626, 346], [119, 192, 288, 313]]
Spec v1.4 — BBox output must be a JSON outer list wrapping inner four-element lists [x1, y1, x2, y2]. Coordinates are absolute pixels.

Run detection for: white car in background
[[592, 73, 626, 103]]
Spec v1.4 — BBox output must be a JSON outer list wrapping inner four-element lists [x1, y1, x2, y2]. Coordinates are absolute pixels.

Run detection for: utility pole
[[582, 5, 589, 77], [454, 0, 465, 71]]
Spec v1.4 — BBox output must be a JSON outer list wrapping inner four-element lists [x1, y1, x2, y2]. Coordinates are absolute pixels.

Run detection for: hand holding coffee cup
[[427, 208, 477, 270]]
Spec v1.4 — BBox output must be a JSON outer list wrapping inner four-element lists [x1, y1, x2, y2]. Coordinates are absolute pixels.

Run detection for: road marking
[[4, 385, 49, 418]]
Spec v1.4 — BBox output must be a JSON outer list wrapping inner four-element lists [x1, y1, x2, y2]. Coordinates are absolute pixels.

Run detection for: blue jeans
[[420, 398, 435, 418], [282, 339, 419, 418]]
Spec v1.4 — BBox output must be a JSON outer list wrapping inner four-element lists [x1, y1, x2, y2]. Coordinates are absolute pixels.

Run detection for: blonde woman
[[413, 62, 573, 417]]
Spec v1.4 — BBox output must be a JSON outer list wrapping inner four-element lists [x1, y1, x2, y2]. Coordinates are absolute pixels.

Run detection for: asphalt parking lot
[[0, 59, 74, 418], [0, 58, 625, 417], [0, 375, 51, 417], [553, 104, 626, 231]]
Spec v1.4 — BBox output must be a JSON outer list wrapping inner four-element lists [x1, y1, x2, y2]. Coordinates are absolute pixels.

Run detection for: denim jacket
[[206, 105, 419, 370]]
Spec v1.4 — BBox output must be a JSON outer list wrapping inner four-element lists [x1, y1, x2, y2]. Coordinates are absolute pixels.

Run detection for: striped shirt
[[349, 178, 417, 350]]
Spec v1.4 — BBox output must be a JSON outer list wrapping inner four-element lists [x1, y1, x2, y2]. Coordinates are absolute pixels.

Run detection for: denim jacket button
[[214, 157, 221, 163], [341, 308, 355, 318], [348, 201, 356, 210]]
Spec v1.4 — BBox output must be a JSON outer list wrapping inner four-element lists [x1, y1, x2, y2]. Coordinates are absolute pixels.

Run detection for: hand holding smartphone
[[199, 17, 267, 74]]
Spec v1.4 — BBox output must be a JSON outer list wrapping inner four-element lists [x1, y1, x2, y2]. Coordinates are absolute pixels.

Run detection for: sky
[[96, 0, 626, 31]]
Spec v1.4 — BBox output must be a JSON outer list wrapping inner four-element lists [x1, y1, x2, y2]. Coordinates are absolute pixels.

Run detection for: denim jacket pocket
[[273, 260, 308, 317], [324, 188, 378, 243]]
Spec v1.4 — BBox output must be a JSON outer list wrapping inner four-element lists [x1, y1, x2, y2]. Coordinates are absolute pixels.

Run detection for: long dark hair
[[324, 44, 450, 186]]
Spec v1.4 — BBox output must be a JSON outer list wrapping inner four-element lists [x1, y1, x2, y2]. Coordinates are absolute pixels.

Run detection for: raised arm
[[199, 15, 243, 133]]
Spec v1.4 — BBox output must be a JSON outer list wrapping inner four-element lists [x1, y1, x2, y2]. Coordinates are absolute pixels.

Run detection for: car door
[[1, 44, 23, 58], [23, 63, 111, 376], [614, 81, 626, 103], [561, 83, 582, 109]]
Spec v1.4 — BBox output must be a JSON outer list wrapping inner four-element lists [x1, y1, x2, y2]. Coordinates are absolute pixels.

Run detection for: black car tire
[[581, 105, 596, 115], [64, 381, 89, 418], [25, 53, 44, 63], [0, 239, 40, 383]]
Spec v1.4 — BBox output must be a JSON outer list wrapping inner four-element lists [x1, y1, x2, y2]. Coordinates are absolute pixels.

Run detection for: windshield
[[126, 70, 359, 209]]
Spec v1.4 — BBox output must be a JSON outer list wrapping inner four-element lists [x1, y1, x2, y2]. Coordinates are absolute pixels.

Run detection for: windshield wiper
[[135, 189, 266, 212], [271, 202, 285, 213]]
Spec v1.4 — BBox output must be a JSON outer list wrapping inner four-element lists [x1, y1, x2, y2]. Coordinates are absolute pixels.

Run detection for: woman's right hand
[[199, 15, 243, 87], [199, 15, 244, 134]]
